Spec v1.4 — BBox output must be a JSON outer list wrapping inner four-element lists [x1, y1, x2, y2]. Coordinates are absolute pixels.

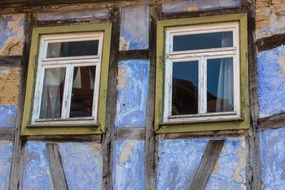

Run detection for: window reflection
[[207, 58, 234, 113], [172, 61, 199, 115], [70, 66, 96, 118], [39, 68, 66, 119]]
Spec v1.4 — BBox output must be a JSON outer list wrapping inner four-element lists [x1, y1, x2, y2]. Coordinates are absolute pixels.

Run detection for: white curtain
[[40, 68, 65, 119], [216, 32, 234, 112]]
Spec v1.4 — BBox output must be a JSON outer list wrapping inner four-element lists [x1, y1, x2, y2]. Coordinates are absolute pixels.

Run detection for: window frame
[[21, 23, 112, 136], [155, 14, 250, 133]]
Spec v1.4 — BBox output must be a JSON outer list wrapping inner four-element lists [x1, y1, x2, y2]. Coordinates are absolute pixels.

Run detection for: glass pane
[[46, 40, 99, 58], [207, 58, 234, 113], [69, 66, 96, 118], [39, 68, 66, 119], [173, 31, 233, 51], [172, 61, 198, 115]]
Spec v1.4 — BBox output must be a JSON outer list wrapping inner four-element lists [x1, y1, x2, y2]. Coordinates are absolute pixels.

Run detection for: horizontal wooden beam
[[256, 33, 285, 52], [21, 134, 101, 142], [258, 112, 285, 130], [118, 50, 149, 61], [0, 128, 15, 141], [115, 128, 145, 139]]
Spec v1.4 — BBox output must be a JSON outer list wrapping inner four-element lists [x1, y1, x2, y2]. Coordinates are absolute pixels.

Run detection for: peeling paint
[[120, 5, 149, 50], [0, 105, 16, 128], [0, 14, 25, 56], [157, 139, 208, 190], [119, 140, 140, 164], [0, 140, 13, 190], [258, 45, 285, 118], [162, 0, 241, 13], [205, 137, 247, 190], [23, 141, 54, 190], [115, 60, 149, 128], [113, 140, 145, 190], [37, 9, 109, 21], [58, 143, 102, 190], [260, 128, 285, 190]]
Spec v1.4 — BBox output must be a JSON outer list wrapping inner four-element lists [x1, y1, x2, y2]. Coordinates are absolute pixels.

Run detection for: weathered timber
[[22, 135, 101, 142], [189, 140, 225, 190], [101, 8, 120, 190], [162, 7, 242, 20], [0, 128, 15, 140], [9, 13, 36, 190], [258, 112, 285, 130], [118, 50, 149, 61], [47, 143, 68, 190], [116, 128, 145, 140], [256, 33, 285, 52], [244, 0, 262, 189], [145, 5, 161, 190], [158, 129, 246, 139]]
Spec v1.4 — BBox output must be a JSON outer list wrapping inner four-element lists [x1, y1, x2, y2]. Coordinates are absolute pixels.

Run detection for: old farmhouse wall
[[0, 0, 283, 189]]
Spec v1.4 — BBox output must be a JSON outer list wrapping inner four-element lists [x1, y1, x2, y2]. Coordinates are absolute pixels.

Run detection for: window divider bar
[[61, 64, 73, 119], [199, 56, 207, 114]]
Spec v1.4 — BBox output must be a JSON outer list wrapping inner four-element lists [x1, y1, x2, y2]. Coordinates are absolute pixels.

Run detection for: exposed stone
[[256, 0, 285, 39], [0, 66, 20, 105]]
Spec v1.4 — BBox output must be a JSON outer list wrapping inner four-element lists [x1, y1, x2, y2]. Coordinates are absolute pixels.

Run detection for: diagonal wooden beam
[[189, 140, 225, 190], [47, 143, 68, 190]]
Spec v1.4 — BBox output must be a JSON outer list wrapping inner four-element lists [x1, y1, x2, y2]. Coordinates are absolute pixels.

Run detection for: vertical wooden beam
[[101, 7, 120, 190], [189, 140, 225, 190], [145, 4, 162, 190], [9, 12, 36, 190], [47, 143, 68, 190], [242, 0, 262, 189]]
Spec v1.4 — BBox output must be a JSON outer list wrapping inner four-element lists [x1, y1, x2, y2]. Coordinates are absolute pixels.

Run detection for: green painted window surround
[[21, 23, 112, 136], [155, 13, 250, 134]]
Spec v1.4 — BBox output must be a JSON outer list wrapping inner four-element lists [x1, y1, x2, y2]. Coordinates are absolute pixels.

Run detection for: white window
[[31, 32, 103, 126], [163, 22, 240, 123]]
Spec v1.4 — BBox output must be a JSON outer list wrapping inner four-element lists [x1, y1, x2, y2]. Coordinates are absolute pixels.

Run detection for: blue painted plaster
[[157, 139, 208, 190], [257, 46, 285, 118], [115, 60, 149, 128], [120, 5, 149, 50], [0, 140, 13, 190], [0, 105, 16, 128], [0, 14, 25, 56], [205, 137, 247, 190], [58, 143, 102, 190], [37, 9, 109, 21], [260, 128, 285, 190], [162, 0, 241, 13], [113, 140, 145, 190], [23, 141, 54, 190]]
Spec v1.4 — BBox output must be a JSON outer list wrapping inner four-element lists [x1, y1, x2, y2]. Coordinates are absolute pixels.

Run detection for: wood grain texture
[[101, 8, 120, 190], [47, 143, 68, 190], [189, 140, 225, 190], [0, 128, 15, 140]]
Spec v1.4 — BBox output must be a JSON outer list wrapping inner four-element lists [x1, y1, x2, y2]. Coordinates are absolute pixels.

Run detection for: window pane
[[39, 68, 66, 119], [207, 58, 234, 113], [69, 66, 96, 118], [46, 40, 99, 58], [172, 61, 198, 115], [173, 31, 233, 51]]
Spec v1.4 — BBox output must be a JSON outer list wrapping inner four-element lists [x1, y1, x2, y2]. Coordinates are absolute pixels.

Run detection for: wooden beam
[[116, 128, 145, 140], [189, 140, 225, 190], [0, 128, 15, 140], [118, 50, 149, 61], [256, 33, 285, 52], [47, 143, 68, 190]]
